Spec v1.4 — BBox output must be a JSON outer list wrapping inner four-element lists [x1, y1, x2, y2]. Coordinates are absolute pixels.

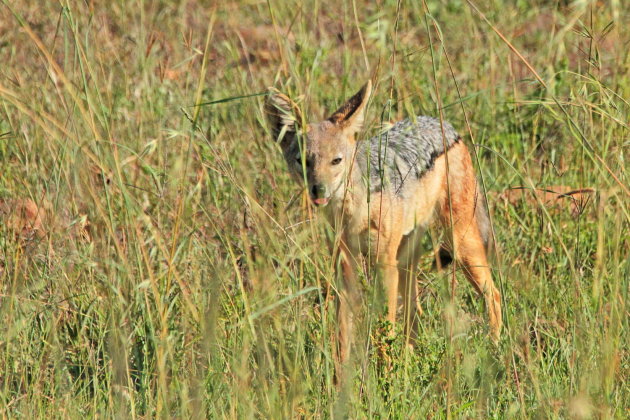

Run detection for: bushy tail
[[474, 183, 492, 255]]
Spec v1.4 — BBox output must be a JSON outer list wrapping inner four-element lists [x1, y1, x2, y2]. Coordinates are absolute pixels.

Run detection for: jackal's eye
[[331, 157, 342, 165]]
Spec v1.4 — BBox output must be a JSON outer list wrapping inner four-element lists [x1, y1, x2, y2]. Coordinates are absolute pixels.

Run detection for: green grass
[[0, 0, 628, 418]]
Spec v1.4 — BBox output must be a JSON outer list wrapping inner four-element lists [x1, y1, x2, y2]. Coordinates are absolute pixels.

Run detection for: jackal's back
[[356, 116, 461, 195]]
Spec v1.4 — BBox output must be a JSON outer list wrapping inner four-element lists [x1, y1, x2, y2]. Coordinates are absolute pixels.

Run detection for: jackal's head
[[265, 81, 371, 207]]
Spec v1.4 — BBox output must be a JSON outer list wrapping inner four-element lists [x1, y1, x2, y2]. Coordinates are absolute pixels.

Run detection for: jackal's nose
[[311, 184, 327, 199], [310, 184, 330, 206]]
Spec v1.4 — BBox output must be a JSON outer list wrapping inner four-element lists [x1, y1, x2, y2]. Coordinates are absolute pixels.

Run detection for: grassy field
[[0, 0, 628, 418]]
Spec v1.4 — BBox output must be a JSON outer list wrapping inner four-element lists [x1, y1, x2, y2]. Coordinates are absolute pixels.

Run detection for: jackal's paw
[[490, 326, 501, 345]]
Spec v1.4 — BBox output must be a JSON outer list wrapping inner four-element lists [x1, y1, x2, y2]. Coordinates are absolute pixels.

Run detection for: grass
[[0, 0, 628, 418]]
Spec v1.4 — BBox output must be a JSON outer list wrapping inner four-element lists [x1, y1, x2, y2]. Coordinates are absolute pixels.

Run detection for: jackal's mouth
[[312, 197, 330, 206]]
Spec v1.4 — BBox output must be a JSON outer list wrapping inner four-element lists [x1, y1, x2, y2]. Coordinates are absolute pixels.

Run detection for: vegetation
[[0, 0, 627, 418]]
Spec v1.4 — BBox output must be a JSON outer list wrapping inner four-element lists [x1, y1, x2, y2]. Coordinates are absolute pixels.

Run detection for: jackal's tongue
[[313, 197, 329, 206]]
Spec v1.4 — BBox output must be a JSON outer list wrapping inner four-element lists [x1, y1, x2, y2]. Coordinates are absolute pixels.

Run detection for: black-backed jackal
[[265, 81, 502, 365]]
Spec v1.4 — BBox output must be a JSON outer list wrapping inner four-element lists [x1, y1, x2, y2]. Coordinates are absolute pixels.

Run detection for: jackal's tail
[[475, 184, 492, 253]]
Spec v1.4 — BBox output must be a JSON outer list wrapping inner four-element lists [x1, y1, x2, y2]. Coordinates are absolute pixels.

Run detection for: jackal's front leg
[[337, 250, 360, 366], [376, 237, 402, 333], [379, 258, 399, 329], [397, 231, 425, 345]]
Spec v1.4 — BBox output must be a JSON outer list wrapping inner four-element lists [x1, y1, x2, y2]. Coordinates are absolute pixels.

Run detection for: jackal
[[265, 81, 502, 363]]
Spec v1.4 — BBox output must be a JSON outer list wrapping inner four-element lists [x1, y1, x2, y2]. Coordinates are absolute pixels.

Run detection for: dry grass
[[0, 0, 627, 418]]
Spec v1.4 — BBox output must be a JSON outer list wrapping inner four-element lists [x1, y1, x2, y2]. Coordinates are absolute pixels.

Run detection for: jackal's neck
[[348, 146, 368, 196]]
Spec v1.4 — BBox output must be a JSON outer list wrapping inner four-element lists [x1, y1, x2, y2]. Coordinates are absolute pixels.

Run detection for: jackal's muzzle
[[310, 184, 330, 206]]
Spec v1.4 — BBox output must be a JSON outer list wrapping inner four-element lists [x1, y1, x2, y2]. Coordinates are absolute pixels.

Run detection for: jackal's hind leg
[[451, 225, 502, 342], [440, 143, 502, 342]]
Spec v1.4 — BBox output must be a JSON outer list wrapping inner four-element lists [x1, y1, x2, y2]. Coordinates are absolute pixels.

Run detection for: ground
[[0, 0, 628, 418]]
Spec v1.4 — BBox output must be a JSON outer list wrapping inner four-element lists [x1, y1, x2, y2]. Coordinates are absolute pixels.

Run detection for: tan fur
[[265, 81, 502, 367]]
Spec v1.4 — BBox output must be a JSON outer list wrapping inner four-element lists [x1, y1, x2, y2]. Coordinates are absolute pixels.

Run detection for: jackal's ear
[[328, 80, 372, 133], [264, 88, 303, 146]]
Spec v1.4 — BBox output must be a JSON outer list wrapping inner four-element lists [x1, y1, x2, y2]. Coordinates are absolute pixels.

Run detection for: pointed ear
[[264, 88, 303, 145], [327, 80, 372, 133]]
